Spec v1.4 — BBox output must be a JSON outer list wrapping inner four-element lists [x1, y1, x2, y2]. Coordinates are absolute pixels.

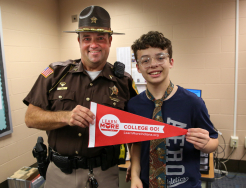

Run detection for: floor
[[119, 171, 246, 188], [212, 172, 246, 188]]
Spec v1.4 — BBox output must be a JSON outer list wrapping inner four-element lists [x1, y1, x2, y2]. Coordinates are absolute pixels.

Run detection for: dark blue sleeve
[[195, 99, 218, 139]]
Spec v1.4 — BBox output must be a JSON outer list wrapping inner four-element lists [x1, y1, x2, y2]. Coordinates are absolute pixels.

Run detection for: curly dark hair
[[131, 31, 172, 62]]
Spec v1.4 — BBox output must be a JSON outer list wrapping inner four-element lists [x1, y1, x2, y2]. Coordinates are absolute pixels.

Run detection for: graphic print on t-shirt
[[166, 117, 189, 187]]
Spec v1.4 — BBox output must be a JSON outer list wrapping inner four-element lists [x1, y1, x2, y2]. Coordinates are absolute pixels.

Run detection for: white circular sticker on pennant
[[99, 114, 120, 136]]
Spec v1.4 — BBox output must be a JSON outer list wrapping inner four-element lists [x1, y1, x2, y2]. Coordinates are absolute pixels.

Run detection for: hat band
[[76, 28, 113, 34]]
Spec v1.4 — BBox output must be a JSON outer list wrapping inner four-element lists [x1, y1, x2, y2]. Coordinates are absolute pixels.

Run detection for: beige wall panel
[[4, 46, 32, 62], [170, 69, 190, 84], [221, 2, 236, 19], [204, 99, 221, 114], [157, 6, 186, 25], [130, 12, 158, 28], [9, 93, 28, 111], [237, 115, 246, 130], [5, 143, 19, 161], [6, 62, 46, 79], [29, 48, 60, 63], [205, 19, 235, 37], [238, 68, 246, 84], [239, 34, 246, 51], [220, 68, 235, 84], [173, 37, 221, 54], [238, 84, 246, 100], [203, 84, 232, 99], [173, 23, 204, 39], [1, 11, 31, 32], [237, 100, 246, 115], [210, 114, 233, 130], [219, 84, 234, 100], [240, 18, 246, 34], [60, 35, 79, 49], [239, 0, 246, 18], [221, 99, 234, 114], [204, 53, 235, 69], [143, 0, 172, 13], [239, 52, 246, 68], [0, 147, 9, 166], [112, 15, 130, 30], [174, 54, 205, 70], [39, 35, 60, 49], [11, 108, 26, 127], [10, 78, 35, 95], [222, 36, 235, 52], [3, 29, 37, 47]]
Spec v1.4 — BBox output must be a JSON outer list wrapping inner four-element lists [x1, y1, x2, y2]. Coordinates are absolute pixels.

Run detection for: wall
[[0, 0, 246, 184], [0, 0, 59, 183]]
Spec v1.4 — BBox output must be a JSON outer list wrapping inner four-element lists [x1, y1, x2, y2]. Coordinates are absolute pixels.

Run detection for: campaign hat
[[64, 5, 124, 35]]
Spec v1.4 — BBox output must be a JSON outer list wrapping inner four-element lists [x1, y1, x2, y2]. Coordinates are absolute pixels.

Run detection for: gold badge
[[109, 85, 118, 96], [57, 82, 67, 90], [91, 16, 97, 23]]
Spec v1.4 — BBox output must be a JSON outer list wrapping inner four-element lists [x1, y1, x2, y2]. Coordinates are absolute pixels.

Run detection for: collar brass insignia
[[109, 85, 118, 96], [60, 82, 66, 87], [109, 75, 113, 79], [91, 16, 98, 23]]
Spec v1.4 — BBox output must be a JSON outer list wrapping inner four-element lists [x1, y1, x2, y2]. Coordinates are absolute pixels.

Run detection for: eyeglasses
[[137, 53, 169, 68]]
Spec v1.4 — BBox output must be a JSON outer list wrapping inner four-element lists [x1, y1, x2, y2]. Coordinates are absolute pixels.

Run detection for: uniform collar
[[69, 60, 117, 82]]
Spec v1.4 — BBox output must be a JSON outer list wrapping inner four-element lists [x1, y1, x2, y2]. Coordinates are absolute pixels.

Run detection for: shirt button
[[113, 102, 116, 106], [75, 151, 78, 154], [90, 83, 93, 86], [58, 95, 62, 99], [86, 97, 90, 101], [78, 133, 82, 137]]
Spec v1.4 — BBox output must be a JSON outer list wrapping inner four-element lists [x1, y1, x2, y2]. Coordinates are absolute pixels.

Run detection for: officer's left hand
[[185, 128, 210, 151]]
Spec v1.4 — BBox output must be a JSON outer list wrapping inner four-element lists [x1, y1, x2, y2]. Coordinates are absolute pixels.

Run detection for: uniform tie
[[146, 81, 174, 188]]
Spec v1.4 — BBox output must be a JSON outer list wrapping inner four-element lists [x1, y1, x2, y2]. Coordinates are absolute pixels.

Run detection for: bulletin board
[[0, 8, 13, 137]]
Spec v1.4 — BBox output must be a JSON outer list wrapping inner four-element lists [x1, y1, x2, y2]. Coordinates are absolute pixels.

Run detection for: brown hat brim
[[63, 28, 125, 35]]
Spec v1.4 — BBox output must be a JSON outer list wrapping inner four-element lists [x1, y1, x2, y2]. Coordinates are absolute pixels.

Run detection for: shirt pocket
[[48, 90, 76, 111], [93, 95, 126, 110]]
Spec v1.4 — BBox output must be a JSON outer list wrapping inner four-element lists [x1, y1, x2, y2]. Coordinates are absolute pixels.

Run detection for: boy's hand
[[185, 128, 210, 151]]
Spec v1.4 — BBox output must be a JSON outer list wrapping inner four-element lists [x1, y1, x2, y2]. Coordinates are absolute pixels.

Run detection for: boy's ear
[[169, 58, 174, 69], [136, 63, 141, 73]]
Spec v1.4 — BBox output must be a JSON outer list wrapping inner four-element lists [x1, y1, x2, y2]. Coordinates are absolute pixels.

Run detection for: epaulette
[[50, 59, 79, 69]]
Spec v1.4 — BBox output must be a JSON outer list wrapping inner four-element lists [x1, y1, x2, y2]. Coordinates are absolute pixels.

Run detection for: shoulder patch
[[41, 67, 54, 78], [132, 80, 139, 94]]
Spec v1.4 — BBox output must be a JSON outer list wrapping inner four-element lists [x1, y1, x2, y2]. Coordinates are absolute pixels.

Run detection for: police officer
[[23, 5, 138, 188]]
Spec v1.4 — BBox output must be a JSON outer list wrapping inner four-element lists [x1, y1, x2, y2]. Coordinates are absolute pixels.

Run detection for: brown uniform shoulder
[[50, 59, 80, 70]]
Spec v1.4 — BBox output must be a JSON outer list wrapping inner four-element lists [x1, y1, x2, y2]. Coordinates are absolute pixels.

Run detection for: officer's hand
[[185, 128, 210, 151], [126, 163, 131, 182], [66, 105, 95, 128]]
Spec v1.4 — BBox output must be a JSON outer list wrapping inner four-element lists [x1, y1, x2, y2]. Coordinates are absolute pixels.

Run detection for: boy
[[128, 31, 218, 188]]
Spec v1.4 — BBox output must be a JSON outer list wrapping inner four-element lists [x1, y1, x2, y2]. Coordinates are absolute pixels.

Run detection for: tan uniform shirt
[[23, 59, 137, 157]]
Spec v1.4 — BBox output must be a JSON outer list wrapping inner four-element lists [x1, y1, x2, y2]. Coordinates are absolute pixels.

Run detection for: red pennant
[[88, 102, 187, 148]]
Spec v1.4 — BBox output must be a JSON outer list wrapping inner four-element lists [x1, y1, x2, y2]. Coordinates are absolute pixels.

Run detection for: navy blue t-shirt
[[127, 86, 218, 188]]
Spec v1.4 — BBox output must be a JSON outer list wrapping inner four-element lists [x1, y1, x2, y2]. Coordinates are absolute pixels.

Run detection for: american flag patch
[[41, 67, 54, 78]]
